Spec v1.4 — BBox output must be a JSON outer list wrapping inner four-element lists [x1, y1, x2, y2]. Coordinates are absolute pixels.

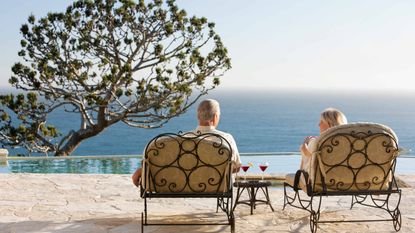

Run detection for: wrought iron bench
[[283, 123, 402, 233], [140, 132, 235, 233]]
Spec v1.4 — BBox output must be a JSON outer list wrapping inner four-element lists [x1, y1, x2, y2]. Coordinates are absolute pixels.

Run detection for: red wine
[[241, 165, 250, 172], [259, 165, 268, 172]]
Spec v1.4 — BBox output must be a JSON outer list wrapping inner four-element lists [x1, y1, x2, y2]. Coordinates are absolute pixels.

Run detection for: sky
[[1, 0, 415, 91]]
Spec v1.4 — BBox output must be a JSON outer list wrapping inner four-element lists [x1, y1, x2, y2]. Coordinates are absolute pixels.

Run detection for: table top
[[233, 180, 272, 187]]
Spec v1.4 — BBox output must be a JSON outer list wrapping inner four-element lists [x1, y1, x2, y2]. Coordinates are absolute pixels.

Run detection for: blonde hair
[[320, 108, 347, 127], [197, 99, 220, 122]]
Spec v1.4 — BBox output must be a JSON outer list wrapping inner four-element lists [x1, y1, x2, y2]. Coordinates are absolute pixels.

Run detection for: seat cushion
[[142, 134, 232, 193], [285, 173, 307, 191], [313, 122, 397, 192]]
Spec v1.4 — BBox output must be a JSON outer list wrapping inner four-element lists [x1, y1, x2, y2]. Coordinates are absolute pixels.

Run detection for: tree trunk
[[54, 132, 83, 156], [55, 126, 105, 156]]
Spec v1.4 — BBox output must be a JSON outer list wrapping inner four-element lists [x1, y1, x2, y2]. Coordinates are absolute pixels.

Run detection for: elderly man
[[132, 99, 241, 186]]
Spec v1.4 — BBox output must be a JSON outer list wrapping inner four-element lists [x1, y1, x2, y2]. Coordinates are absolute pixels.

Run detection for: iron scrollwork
[[140, 132, 235, 233], [144, 132, 233, 193], [283, 124, 402, 232], [316, 131, 399, 192]]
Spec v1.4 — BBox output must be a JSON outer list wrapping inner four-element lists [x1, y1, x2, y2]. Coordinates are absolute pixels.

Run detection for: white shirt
[[193, 126, 241, 169], [300, 137, 318, 174]]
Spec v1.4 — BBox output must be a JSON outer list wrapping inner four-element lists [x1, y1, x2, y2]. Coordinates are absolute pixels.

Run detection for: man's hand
[[132, 168, 142, 187], [233, 166, 240, 173]]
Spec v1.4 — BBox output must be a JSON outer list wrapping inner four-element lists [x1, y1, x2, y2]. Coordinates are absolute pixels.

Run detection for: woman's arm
[[301, 136, 317, 157]]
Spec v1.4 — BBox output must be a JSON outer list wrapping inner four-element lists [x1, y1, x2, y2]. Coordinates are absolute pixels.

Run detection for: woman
[[300, 108, 348, 174]]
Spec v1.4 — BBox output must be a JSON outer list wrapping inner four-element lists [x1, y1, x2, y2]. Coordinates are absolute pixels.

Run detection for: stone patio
[[0, 173, 414, 233]]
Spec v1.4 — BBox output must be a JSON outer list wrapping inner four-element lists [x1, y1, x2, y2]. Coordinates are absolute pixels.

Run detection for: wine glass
[[259, 162, 269, 182], [240, 164, 250, 182]]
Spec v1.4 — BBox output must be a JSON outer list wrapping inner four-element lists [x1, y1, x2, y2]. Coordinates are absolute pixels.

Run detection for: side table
[[233, 180, 275, 215]]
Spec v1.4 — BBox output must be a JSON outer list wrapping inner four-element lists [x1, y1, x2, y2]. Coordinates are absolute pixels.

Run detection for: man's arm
[[132, 167, 142, 187], [226, 134, 241, 173]]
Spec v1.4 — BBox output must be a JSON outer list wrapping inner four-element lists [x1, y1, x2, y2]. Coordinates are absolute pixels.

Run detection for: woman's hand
[[301, 143, 311, 157], [303, 136, 316, 145], [301, 136, 316, 157]]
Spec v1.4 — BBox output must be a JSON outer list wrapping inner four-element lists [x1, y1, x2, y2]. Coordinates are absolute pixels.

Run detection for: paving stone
[[0, 174, 413, 232]]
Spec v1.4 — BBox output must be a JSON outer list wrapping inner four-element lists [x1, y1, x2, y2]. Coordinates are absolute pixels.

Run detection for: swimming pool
[[1, 154, 414, 174]]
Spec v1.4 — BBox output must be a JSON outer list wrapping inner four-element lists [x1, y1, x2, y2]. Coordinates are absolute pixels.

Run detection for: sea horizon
[[1, 89, 414, 157]]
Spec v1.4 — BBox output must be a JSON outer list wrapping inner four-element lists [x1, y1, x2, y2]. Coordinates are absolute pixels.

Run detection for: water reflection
[[0, 160, 8, 167], [7, 158, 142, 174], [3, 156, 414, 174]]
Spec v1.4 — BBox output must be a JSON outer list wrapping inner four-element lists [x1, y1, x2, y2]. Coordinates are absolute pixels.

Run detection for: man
[[132, 99, 241, 186], [192, 99, 241, 172]]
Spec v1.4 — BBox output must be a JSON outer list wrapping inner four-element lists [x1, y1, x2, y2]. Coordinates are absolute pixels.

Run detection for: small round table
[[233, 180, 275, 215]]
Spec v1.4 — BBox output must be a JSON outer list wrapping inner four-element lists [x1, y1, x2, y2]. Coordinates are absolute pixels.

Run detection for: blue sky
[[1, 0, 415, 91]]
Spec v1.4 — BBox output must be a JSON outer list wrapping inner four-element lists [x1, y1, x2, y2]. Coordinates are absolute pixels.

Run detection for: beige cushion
[[142, 133, 232, 194], [310, 122, 399, 193], [285, 173, 307, 190]]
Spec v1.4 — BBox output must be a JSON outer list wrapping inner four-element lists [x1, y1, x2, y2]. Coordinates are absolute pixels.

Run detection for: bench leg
[[283, 182, 294, 210], [383, 192, 402, 232], [309, 195, 322, 233], [144, 197, 148, 224], [309, 210, 319, 233], [141, 212, 144, 233], [230, 213, 235, 233], [232, 187, 244, 211]]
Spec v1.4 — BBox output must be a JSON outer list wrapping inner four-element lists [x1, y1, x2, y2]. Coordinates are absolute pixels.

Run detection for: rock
[[0, 148, 8, 157]]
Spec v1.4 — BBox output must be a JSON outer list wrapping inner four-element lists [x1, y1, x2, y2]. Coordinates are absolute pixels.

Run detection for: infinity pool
[[1, 154, 414, 174]]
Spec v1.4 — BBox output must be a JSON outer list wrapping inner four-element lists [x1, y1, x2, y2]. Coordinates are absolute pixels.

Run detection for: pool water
[[1, 155, 413, 174]]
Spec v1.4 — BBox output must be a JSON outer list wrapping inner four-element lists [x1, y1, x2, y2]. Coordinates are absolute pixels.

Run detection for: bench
[[283, 123, 402, 232], [140, 132, 235, 232]]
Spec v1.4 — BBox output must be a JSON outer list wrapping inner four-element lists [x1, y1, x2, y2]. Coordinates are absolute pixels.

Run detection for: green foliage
[[2, 0, 231, 156], [0, 92, 60, 154]]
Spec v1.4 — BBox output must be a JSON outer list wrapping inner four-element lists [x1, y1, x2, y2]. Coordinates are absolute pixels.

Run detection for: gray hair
[[321, 108, 348, 127], [197, 99, 220, 122]]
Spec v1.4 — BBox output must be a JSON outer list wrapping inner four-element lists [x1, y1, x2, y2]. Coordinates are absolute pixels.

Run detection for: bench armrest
[[293, 169, 313, 196]]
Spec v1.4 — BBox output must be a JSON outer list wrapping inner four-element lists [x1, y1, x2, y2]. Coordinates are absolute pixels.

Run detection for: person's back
[[193, 99, 241, 172], [132, 99, 241, 186], [192, 126, 240, 165]]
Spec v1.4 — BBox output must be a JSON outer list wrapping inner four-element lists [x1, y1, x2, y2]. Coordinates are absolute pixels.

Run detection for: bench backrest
[[142, 132, 233, 195], [311, 123, 399, 193]]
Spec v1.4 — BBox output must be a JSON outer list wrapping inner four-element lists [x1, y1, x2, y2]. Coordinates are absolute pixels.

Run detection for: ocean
[[14, 90, 415, 155], [2, 89, 415, 174]]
